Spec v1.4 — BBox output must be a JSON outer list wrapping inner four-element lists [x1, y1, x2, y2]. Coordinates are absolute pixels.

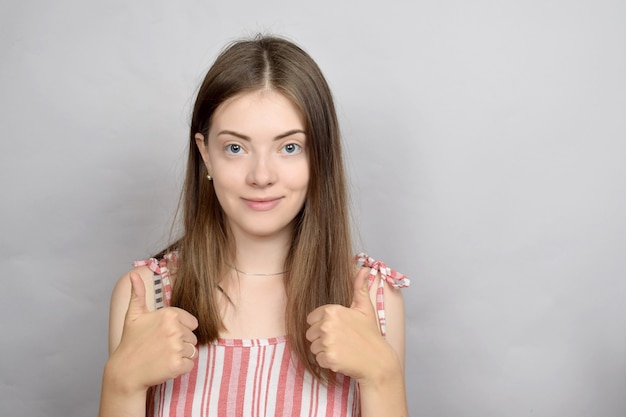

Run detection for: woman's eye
[[282, 143, 302, 154], [226, 144, 242, 154]]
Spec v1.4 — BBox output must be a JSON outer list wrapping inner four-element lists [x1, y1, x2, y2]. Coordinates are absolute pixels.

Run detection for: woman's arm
[[358, 273, 408, 416], [99, 269, 199, 417]]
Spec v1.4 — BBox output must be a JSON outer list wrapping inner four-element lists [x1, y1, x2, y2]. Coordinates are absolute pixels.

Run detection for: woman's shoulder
[[352, 253, 410, 313], [111, 265, 157, 313], [108, 264, 156, 354], [355, 253, 409, 367]]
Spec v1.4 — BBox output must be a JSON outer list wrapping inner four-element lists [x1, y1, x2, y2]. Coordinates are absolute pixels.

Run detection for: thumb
[[350, 267, 374, 313], [126, 272, 148, 320]]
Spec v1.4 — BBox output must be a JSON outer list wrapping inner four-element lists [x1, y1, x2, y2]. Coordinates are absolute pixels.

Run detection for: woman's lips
[[243, 198, 282, 211]]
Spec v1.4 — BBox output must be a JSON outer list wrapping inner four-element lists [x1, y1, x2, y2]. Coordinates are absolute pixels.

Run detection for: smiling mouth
[[242, 198, 282, 211]]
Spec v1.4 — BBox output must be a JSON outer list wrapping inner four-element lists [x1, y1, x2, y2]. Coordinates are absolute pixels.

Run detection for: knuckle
[[326, 304, 341, 314], [319, 321, 334, 334], [324, 304, 344, 319], [168, 338, 183, 353], [325, 352, 339, 370], [317, 335, 332, 350], [163, 307, 180, 323], [323, 305, 337, 315], [165, 326, 184, 340], [162, 308, 179, 321]]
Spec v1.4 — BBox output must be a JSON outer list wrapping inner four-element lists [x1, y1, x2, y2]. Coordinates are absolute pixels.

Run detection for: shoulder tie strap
[[355, 253, 410, 337], [133, 252, 178, 308]]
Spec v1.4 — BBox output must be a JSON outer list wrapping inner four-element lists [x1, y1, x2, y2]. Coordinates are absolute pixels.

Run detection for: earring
[[207, 174, 212, 181]]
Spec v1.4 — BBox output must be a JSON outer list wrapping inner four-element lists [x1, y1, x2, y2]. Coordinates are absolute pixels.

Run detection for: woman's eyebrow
[[275, 129, 306, 140], [216, 130, 250, 141], [217, 129, 306, 141]]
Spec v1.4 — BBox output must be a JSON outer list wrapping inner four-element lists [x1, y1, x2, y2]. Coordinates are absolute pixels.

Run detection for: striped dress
[[134, 253, 410, 417]]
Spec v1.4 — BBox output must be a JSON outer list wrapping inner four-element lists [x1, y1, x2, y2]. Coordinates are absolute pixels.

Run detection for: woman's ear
[[195, 133, 211, 171]]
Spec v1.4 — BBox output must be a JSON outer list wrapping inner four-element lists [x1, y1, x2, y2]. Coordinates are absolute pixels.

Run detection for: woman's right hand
[[105, 272, 199, 395]]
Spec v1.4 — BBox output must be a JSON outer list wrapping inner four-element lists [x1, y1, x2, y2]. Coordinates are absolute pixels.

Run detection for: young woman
[[99, 35, 410, 417]]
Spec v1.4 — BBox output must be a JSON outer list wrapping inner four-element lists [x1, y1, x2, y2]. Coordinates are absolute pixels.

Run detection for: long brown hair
[[165, 35, 353, 383]]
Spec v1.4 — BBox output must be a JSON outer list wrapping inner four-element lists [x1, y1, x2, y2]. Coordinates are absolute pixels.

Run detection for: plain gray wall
[[2, 1, 625, 416]]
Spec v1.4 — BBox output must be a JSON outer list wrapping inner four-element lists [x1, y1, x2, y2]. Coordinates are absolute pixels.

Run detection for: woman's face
[[195, 89, 309, 242]]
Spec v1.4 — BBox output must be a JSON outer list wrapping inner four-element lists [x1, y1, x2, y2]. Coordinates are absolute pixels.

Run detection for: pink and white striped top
[[134, 253, 410, 417]]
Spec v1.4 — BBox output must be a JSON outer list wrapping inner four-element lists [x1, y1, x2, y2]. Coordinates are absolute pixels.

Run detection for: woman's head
[[175, 35, 353, 382], [184, 35, 346, 248], [195, 89, 310, 243]]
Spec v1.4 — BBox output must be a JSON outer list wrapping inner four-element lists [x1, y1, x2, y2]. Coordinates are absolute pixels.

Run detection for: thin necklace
[[227, 263, 287, 277]]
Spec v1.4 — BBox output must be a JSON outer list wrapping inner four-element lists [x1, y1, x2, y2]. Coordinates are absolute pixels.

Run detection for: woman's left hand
[[305, 268, 400, 384]]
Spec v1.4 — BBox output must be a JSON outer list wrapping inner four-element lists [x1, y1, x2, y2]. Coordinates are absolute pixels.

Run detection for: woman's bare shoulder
[[111, 266, 156, 310], [108, 266, 156, 354]]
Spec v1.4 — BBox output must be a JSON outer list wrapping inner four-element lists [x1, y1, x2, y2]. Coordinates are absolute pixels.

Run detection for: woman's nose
[[246, 154, 277, 187]]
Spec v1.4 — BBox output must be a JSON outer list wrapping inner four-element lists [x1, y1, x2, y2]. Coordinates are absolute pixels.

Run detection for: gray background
[[1, 0, 625, 416]]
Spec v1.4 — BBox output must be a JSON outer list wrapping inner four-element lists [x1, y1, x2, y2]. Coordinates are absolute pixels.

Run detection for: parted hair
[[161, 35, 353, 383]]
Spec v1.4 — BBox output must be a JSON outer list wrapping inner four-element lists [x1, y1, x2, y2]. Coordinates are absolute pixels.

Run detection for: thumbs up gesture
[[108, 272, 199, 393], [305, 268, 397, 383]]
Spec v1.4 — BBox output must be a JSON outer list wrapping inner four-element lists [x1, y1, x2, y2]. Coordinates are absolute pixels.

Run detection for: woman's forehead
[[210, 90, 306, 135]]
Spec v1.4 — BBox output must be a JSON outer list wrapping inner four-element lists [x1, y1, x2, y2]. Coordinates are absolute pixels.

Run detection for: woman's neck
[[230, 226, 292, 275]]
